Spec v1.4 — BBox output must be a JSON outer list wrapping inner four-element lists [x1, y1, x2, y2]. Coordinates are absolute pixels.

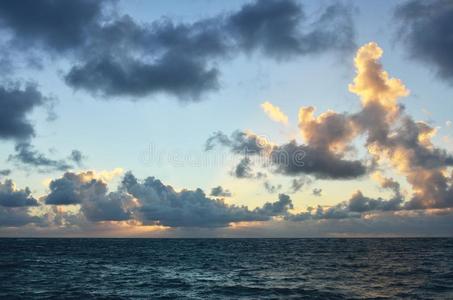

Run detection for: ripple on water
[[0, 238, 452, 299]]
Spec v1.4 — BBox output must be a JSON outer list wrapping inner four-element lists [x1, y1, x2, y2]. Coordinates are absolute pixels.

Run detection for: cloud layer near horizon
[[0, 170, 295, 229]]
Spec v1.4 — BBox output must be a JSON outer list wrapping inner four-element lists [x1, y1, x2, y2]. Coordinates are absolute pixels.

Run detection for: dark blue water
[[0, 238, 452, 299]]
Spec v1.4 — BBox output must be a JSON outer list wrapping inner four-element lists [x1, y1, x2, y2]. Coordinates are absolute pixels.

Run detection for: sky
[[1, 0, 453, 237]]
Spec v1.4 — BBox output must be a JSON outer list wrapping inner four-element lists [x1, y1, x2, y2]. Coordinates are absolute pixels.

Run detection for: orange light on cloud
[[349, 42, 409, 111]]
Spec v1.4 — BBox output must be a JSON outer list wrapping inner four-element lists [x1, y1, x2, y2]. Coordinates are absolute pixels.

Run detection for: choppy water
[[1, 238, 453, 299]]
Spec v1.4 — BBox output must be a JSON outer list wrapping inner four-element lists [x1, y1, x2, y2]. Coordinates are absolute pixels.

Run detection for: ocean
[[0, 238, 452, 299]]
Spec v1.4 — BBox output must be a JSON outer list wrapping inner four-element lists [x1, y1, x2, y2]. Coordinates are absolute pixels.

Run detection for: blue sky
[[1, 0, 453, 237]]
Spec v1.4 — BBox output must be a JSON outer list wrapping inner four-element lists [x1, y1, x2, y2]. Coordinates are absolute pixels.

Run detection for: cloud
[[346, 43, 453, 210], [0, 169, 11, 176], [343, 174, 404, 215], [207, 130, 368, 179], [44, 172, 87, 205], [0, 179, 43, 227], [296, 42, 453, 210], [256, 193, 293, 216], [347, 43, 453, 210], [395, 0, 453, 84], [207, 42, 453, 212], [1, 167, 453, 233], [298, 106, 357, 152], [263, 181, 282, 194], [288, 204, 360, 221], [0, 0, 107, 52], [35, 169, 409, 228], [205, 130, 268, 155], [233, 157, 255, 178], [347, 190, 402, 213], [0, 83, 65, 170], [0, 0, 356, 101], [210, 186, 232, 197], [94, 168, 124, 183], [227, 0, 355, 58], [0, 179, 39, 207], [312, 188, 322, 197], [0, 83, 46, 141], [8, 142, 81, 172], [120, 172, 294, 227], [69, 150, 85, 166], [0, 207, 43, 227], [348, 42, 409, 109], [39, 171, 294, 228], [267, 139, 366, 179], [288, 183, 403, 222], [261, 101, 289, 125], [44, 171, 132, 222], [289, 177, 311, 193], [65, 54, 220, 100]]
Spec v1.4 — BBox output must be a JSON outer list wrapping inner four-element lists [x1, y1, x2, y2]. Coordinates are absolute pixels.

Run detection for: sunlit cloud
[[348, 42, 409, 112], [261, 101, 289, 125]]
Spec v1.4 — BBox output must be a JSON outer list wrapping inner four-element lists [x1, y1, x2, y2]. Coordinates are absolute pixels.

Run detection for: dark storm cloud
[[395, 0, 453, 84], [206, 131, 367, 179], [121, 172, 292, 228], [0, 0, 356, 101], [347, 191, 403, 213], [210, 186, 232, 197], [228, 0, 304, 57], [271, 142, 367, 179], [0, 179, 43, 227], [0, 83, 45, 140], [65, 54, 220, 100], [44, 172, 86, 205], [228, 0, 355, 58], [0, 0, 107, 52], [79, 186, 132, 222], [0, 207, 43, 227], [42, 171, 293, 227], [8, 142, 77, 172], [45, 171, 131, 221], [256, 193, 293, 216], [0, 179, 39, 207]]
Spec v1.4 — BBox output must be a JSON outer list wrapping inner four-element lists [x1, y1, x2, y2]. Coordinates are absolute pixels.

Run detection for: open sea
[[0, 238, 452, 299]]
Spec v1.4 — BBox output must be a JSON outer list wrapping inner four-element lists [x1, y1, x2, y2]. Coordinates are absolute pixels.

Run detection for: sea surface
[[0, 238, 452, 299]]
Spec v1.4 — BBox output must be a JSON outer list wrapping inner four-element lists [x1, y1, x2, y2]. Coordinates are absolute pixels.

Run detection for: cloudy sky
[[1, 0, 453, 237]]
